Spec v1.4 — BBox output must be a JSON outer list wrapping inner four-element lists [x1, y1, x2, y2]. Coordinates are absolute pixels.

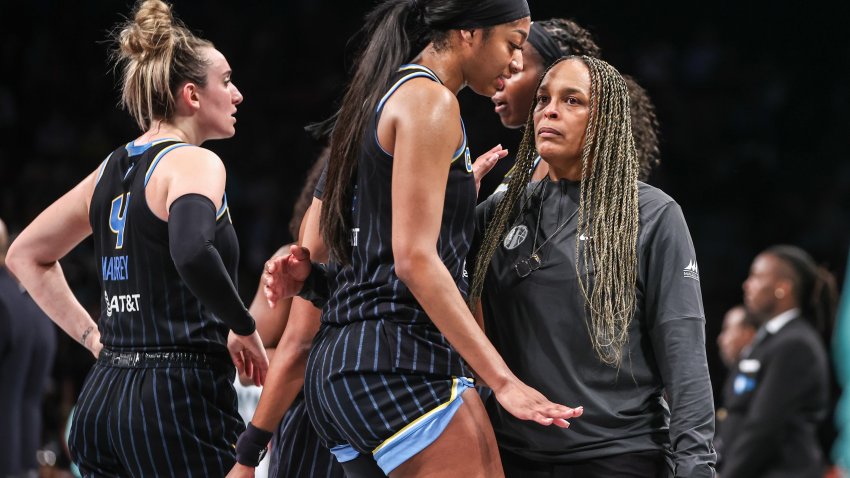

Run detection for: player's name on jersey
[[102, 255, 129, 281], [104, 291, 141, 316]]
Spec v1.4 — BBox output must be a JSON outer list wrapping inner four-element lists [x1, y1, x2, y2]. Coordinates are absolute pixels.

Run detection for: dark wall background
[[1, 0, 849, 407]]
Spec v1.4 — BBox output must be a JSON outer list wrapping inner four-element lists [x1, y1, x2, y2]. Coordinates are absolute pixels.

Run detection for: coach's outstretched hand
[[262, 244, 312, 308], [227, 330, 269, 386], [493, 377, 583, 428]]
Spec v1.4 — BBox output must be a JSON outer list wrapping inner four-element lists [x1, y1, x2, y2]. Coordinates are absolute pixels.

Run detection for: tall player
[[6, 1, 267, 476], [257, 1, 582, 477]]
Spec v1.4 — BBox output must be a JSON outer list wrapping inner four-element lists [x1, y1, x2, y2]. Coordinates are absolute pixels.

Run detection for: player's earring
[[774, 288, 785, 299]]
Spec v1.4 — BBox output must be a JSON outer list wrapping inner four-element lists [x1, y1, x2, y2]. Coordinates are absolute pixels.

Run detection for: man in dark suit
[[718, 245, 834, 478], [0, 218, 57, 478]]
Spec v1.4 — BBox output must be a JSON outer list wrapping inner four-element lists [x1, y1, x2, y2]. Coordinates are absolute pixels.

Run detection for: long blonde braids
[[576, 56, 640, 366]]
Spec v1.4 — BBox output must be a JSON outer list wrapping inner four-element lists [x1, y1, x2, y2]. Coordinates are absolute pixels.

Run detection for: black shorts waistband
[[98, 348, 231, 369]]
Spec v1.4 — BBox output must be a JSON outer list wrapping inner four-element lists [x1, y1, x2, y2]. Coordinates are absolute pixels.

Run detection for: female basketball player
[[6, 1, 267, 475], [252, 1, 582, 477]]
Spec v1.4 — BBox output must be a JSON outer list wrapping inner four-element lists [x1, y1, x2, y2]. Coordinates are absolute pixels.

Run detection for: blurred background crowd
[[1, 0, 848, 476]]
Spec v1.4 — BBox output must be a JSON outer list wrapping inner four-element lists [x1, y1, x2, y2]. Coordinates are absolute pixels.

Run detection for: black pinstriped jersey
[[321, 64, 475, 376], [89, 139, 237, 353]]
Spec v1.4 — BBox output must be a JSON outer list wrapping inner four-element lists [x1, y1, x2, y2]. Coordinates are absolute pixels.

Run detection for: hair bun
[[118, 0, 175, 61]]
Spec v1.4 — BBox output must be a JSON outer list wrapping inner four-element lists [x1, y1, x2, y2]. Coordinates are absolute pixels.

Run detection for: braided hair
[[538, 18, 600, 58], [470, 56, 640, 367]]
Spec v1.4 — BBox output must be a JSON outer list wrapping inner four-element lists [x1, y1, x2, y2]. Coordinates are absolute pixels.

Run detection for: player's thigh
[[390, 388, 503, 478]]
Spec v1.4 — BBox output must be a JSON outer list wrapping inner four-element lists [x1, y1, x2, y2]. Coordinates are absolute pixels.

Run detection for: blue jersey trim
[[372, 376, 474, 474], [397, 63, 442, 83], [143, 143, 191, 187], [94, 152, 113, 187], [375, 71, 438, 115], [125, 137, 181, 157], [215, 192, 229, 220], [374, 64, 467, 161], [451, 119, 468, 163]]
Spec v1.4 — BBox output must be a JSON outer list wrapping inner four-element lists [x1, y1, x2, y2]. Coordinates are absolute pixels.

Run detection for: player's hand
[[227, 330, 269, 386], [492, 377, 583, 428], [225, 463, 256, 478], [472, 144, 509, 195], [263, 245, 312, 308]]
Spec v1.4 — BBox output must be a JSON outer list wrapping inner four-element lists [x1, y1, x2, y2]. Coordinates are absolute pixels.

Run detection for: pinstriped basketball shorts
[[269, 391, 344, 478], [304, 325, 474, 474], [68, 351, 243, 477]]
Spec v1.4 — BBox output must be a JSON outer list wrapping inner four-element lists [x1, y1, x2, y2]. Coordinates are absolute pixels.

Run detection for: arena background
[[1, 0, 849, 456]]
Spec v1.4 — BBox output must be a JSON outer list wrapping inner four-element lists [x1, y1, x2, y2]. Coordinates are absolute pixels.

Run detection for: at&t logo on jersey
[[104, 291, 142, 317]]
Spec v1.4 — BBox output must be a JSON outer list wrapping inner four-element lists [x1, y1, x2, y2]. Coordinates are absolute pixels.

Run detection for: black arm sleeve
[[168, 194, 255, 336], [297, 262, 329, 309]]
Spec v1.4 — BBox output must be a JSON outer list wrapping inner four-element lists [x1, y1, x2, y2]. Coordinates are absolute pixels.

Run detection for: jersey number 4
[[109, 192, 131, 249]]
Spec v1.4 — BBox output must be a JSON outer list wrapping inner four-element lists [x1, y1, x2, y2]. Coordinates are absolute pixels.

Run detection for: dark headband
[[444, 0, 530, 29], [528, 22, 563, 68]]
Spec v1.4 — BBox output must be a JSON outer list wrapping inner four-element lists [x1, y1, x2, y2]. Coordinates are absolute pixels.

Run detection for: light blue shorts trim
[[329, 443, 360, 463], [326, 376, 475, 473], [372, 376, 474, 474]]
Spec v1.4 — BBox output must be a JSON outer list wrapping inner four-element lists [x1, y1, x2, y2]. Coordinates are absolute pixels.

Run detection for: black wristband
[[235, 422, 273, 467], [297, 261, 330, 308]]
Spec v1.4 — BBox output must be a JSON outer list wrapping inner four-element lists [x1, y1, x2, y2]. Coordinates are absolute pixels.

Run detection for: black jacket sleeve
[[168, 193, 255, 335], [644, 202, 717, 478]]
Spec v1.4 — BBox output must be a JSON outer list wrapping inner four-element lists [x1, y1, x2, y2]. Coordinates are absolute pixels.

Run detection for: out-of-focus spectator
[[714, 305, 758, 464], [719, 245, 836, 478], [717, 305, 758, 369], [0, 218, 58, 477]]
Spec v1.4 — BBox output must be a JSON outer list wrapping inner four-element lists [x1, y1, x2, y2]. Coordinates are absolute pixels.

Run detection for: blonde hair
[[112, 0, 213, 130], [470, 56, 640, 367]]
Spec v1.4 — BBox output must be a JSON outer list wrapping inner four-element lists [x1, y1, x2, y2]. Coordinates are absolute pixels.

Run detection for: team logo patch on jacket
[[504, 225, 528, 250], [683, 260, 700, 281]]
